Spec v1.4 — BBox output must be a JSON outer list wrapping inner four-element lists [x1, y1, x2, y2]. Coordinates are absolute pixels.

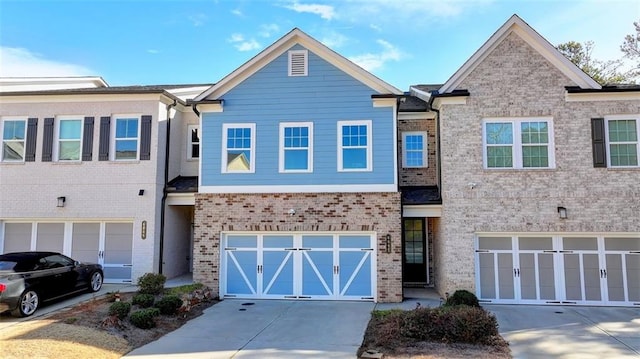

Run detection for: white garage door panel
[[2, 223, 32, 253], [476, 234, 640, 307], [36, 223, 64, 252], [222, 232, 375, 301]]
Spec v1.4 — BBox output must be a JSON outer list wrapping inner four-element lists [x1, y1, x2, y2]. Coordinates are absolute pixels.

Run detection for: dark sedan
[[0, 252, 103, 317]]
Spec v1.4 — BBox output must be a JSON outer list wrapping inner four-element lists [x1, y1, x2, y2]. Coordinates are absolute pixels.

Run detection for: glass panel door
[[402, 219, 426, 283]]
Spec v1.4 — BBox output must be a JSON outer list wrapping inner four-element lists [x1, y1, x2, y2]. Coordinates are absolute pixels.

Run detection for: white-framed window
[[56, 117, 82, 161], [222, 123, 255, 173], [112, 116, 140, 161], [337, 120, 372, 172], [605, 115, 639, 167], [288, 50, 308, 77], [187, 125, 200, 160], [402, 131, 427, 168], [1, 117, 27, 162], [279, 122, 313, 173], [483, 117, 555, 169]]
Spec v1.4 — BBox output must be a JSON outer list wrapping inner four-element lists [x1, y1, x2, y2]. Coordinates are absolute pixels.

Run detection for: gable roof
[[439, 14, 601, 94], [195, 28, 402, 101]]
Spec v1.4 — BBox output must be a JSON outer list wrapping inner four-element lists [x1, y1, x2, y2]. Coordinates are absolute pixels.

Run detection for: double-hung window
[[56, 118, 82, 161], [222, 123, 255, 173], [1, 118, 26, 162], [113, 116, 140, 160], [338, 120, 372, 171], [279, 122, 312, 172], [483, 117, 554, 169], [187, 125, 200, 160], [606, 116, 639, 167], [402, 131, 427, 168]]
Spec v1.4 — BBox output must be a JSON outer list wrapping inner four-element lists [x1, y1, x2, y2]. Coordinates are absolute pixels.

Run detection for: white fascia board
[[167, 193, 195, 205], [166, 86, 212, 101], [372, 97, 396, 107], [474, 231, 640, 237], [439, 15, 601, 94], [0, 76, 108, 92], [403, 205, 442, 218], [0, 93, 166, 104], [431, 96, 468, 110], [565, 91, 640, 102], [398, 112, 436, 120], [195, 28, 402, 101], [409, 86, 432, 102], [197, 103, 224, 113], [199, 184, 398, 193]]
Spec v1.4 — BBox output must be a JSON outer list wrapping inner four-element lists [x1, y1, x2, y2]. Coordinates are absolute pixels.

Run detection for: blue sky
[[0, 0, 638, 90]]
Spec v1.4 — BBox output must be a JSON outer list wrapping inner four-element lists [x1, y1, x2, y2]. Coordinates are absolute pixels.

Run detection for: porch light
[[385, 234, 391, 253], [57, 196, 66, 208], [557, 206, 567, 219]]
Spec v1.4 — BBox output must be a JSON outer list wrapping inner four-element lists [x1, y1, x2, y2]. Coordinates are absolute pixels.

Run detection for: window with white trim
[[113, 116, 140, 161], [56, 118, 82, 161], [1, 118, 26, 162], [338, 120, 372, 171], [222, 123, 255, 173], [187, 125, 200, 160], [402, 131, 427, 168], [288, 50, 308, 76], [606, 116, 639, 167], [483, 118, 555, 169], [279, 122, 313, 172]]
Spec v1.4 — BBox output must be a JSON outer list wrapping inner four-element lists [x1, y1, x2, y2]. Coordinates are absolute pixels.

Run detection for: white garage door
[[476, 235, 640, 306], [221, 232, 376, 301]]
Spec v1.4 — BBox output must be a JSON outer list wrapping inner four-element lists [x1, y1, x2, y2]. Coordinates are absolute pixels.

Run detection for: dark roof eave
[[371, 94, 398, 99], [565, 86, 640, 93], [186, 99, 224, 105]]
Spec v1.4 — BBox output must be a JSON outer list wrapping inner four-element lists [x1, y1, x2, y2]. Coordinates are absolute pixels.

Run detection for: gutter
[[158, 99, 177, 274]]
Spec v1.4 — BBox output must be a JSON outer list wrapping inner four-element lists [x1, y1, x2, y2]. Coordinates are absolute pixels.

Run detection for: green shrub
[[132, 293, 155, 308], [108, 301, 131, 320], [397, 306, 498, 345], [130, 308, 160, 329], [155, 295, 183, 315], [137, 273, 166, 295], [445, 289, 480, 307]]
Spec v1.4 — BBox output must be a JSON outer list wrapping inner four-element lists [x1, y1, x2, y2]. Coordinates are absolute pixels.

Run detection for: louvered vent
[[288, 50, 308, 76]]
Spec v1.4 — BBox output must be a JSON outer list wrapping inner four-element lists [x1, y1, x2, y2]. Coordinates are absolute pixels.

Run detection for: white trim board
[[199, 184, 397, 193]]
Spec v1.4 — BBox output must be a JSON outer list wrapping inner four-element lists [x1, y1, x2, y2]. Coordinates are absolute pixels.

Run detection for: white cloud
[[147, 49, 159, 54], [228, 33, 261, 52], [259, 24, 280, 38], [188, 13, 207, 27], [283, 1, 335, 20], [348, 39, 404, 72], [369, 24, 382, 32], [321, 31, 348, 48], [0, 47, 94, 77], [231, 9, 243, 17]]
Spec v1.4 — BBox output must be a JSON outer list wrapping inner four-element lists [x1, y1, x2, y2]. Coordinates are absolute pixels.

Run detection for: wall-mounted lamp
[[557, 206, 568, 219], [288, 208, 296, 216], [138, 189, 145, 196], [57, 196, 66, 208], [385, 234, 391, 253]]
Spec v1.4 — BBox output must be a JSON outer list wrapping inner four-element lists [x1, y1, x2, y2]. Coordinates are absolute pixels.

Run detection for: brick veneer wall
[[193, 192, 403, 302], [435, 32, 640, 296], [398, 118, 437, 186]]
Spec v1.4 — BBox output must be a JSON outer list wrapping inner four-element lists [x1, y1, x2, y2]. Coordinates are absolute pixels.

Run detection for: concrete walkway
[[125, 300, 375, 359], [487, 304, 640, 359]]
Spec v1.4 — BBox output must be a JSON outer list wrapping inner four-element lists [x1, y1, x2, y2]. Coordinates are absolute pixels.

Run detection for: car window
[[0, 260, 17, 271], [43, 254, 74, 268]]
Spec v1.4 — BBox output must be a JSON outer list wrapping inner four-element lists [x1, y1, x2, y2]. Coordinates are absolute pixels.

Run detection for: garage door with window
[[222, 232, 376, 301], [476, 235, 640, 306]]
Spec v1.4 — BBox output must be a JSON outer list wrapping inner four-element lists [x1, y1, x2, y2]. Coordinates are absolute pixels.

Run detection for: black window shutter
[[591, 117, 607, 168], [42, 118, 54, 162], [99, 116, 111, 161], [82, 117, 94, 161], [140, 115, 152, 160], [25, 118, 38, 162]]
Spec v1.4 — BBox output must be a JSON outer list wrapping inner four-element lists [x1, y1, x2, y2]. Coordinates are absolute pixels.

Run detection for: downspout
[[159, 98, 177, 274], [427, 94, 442, 197]]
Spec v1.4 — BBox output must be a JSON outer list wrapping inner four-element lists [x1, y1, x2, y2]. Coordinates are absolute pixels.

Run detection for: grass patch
[[166, 283, 204, 296]]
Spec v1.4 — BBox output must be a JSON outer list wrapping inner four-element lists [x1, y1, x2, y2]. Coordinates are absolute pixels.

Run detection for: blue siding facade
[[201, 44, 396, 189]]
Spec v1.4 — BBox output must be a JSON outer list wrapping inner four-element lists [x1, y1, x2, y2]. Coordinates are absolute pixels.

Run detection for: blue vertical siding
[[201, 44, 395, 187]]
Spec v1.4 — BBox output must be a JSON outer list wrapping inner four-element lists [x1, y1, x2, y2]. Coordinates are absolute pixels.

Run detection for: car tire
[[12, 290, 39, 317], [89, 271, 103, 292]]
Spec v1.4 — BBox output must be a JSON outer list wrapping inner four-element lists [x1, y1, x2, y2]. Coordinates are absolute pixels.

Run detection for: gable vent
[[288, 50, 308, 77]]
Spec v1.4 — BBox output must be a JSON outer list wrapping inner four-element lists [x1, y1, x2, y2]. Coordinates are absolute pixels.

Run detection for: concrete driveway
[[125, 299, 374, 359], [487, 305, 640, 359]]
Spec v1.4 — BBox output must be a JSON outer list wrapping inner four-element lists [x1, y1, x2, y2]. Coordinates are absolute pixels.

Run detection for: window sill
[[606, 167, 639, 171]]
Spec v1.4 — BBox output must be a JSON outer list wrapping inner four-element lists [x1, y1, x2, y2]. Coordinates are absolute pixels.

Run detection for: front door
[[402, 218, 427, 283]]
